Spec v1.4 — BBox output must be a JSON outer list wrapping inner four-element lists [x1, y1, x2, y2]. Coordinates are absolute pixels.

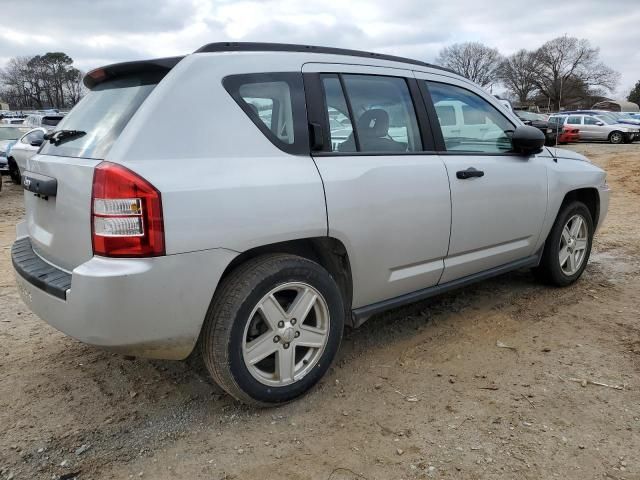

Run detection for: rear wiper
[[44, 129, 86, 146]]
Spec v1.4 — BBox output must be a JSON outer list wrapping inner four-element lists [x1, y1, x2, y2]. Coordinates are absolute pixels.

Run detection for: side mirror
[[511, 125, 545, 155], [30, 139, 43, 147], [596, 121, 604, 126], [522, 120, 533, 126]]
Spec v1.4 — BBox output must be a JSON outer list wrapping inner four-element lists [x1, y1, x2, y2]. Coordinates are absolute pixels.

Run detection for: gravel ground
[[1, 142, 639, 480]]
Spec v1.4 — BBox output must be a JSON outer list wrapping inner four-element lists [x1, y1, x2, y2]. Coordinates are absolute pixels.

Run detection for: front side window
[[23, 130, 44, 145], [224, 72, 307, 155], [426, 82, 514, 153], [584, 116, 600, 125]]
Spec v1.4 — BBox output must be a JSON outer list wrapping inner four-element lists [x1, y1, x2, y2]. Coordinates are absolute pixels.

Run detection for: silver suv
[[12, 43, 610, 406]]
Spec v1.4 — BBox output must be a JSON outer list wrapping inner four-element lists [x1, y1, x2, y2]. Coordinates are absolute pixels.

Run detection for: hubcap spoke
[[259, 295, 287, 330], [277, 346, 296, 383], [574, 238, 587, 251], [288, 287, 317, 323], [245, 333, 278, 365], [296, 325, 327, 348], [567, 251, 577, 272], [559, 246, 570, 267], [561, 226, 571, 245], [570, 217, 583, 237]]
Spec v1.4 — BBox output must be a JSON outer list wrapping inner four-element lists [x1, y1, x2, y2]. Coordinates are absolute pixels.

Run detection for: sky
[[1, 0, 639, 97]]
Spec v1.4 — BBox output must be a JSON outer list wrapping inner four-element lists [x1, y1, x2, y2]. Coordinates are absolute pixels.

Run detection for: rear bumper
[[12, 223, 238, 359]]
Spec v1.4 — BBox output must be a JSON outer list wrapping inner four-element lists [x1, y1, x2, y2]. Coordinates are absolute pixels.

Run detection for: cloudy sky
[[2, 0, 639, 96]]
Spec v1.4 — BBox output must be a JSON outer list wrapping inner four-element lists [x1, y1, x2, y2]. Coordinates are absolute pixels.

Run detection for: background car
[[0, 125, 29, 175], [22, 113, 64, 129], [549, 113, 639, 144], [6, 127, 46, 183], [557, 125, 580, 144], [515, 110, 558, 146]]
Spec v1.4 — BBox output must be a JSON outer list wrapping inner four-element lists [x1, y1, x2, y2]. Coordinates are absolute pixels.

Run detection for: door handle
[[456, 167, 485, 180]]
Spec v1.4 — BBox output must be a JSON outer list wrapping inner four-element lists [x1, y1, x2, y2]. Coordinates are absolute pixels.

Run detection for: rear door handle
[[456, 167, 485, 180]]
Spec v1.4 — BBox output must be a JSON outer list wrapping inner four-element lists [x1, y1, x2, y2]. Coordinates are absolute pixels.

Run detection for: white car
[[12, 42, 609, 406], [6, 127, 46, 183], [22, 114, 64, 129]]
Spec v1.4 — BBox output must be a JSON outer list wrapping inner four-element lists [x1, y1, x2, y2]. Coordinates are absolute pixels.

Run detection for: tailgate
[[24, 154, 100, 271]]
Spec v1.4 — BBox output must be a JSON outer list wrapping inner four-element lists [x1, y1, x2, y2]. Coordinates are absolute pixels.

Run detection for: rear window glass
[[41, 116, 62, 127], [40, 73, 161, 159], [223, 72, 308, 155]]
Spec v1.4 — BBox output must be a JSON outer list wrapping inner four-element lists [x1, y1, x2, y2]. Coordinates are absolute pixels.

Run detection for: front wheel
[[201, 254, 344, 406], [8, 158, 20, 185], [609, 131, 624, 144], [534, 201, 593, 286]]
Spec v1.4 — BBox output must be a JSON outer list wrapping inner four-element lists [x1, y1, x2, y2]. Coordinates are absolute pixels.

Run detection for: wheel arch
[[217, 237, 354, 326], [560, 187, 600, 227]]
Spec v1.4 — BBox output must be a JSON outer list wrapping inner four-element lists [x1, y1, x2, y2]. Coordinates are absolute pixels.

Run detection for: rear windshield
[[41, 116, 63, 127], [40, 73, 160, 159]]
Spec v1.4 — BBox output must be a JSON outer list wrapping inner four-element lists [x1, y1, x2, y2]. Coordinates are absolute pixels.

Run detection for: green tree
[[628, 80, 640, 106]]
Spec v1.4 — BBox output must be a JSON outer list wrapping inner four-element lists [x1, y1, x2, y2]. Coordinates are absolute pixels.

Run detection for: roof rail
[[194, 42, 455, 74]]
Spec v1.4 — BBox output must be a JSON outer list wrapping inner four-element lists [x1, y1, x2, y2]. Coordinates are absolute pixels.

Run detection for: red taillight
[[91, 162, 165, 257]]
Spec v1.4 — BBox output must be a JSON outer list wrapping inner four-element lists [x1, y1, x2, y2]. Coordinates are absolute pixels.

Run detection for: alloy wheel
[[558, 214, 589, 276], [241, 282, 330, 387]]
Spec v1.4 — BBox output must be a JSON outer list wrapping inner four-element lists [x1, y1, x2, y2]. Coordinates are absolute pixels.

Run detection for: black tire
[[609, 131, 624, 144], [201, 254, 344, 406], [8, 158, 20, 185], [534, 201, 594, 287]]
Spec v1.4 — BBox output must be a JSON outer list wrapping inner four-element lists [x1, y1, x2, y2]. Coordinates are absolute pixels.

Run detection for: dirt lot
[[1, 143, 639, 480]]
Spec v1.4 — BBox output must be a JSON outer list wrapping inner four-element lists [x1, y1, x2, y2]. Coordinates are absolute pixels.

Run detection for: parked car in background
[[0, 125, 29, 175], [2, 118, 25, 125], [549, 113, 639, 144], [12, 43, 610, 406], [557, 125, 580, 144], [565, 110, 640, 128], [515, 110, 558, 146], [6, 127, 46, 183], [22, 114, 64, 129]]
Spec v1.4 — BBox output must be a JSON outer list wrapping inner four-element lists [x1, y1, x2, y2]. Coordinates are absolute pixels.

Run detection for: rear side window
[[224, 73, 308, 155], [319, 74, 422, 153], [567, 116, 582, 125], [40, 73, 162, 159]]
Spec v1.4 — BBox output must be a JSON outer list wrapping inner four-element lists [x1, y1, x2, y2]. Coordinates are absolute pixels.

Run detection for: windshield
[[39, 73, 160, 159], [0, 127, 23, 140], [595, 115, 617, 125]]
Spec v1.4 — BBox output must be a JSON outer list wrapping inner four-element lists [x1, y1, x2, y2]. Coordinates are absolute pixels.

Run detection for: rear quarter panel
[[106, 53, 327, 255]]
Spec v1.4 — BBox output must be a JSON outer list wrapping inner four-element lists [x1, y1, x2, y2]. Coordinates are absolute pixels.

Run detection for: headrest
[[357, 109, 389, 138]]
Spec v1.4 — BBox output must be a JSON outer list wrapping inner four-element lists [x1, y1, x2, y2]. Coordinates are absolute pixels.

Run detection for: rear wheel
[[8, 158, 20, 184], [535, 201, 593, 286], [609, 131, 624, 144], [201, 254, 344, 406]]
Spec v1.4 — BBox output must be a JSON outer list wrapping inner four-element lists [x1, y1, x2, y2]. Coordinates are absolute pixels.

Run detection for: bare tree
[[436, 42, 503, 88], [533, 35, 619, 111], [498, 49, 540, 104], [0, 52, 85, 110]]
